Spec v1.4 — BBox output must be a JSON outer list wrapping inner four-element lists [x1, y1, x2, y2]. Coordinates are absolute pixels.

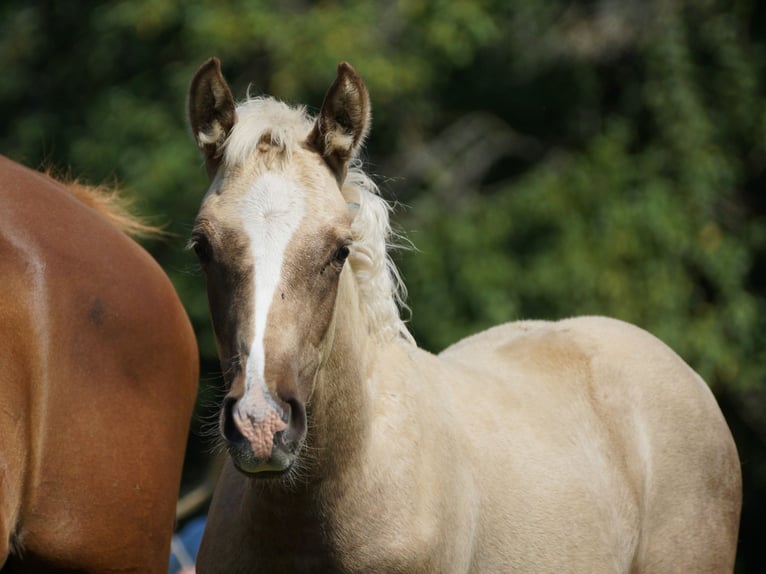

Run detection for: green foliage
[[403, 118, 764, 392], [393, 1, 766, 397]]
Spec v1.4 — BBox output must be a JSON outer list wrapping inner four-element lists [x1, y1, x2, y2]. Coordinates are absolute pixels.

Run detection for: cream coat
[[187, 58, 741, 573]]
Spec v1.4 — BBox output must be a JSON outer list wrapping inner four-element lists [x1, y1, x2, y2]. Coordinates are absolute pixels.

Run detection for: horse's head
[[187, 58, 370, 476]]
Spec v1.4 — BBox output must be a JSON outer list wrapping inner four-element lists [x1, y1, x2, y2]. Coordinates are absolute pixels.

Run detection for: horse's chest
[[316, 498, 452, 573]]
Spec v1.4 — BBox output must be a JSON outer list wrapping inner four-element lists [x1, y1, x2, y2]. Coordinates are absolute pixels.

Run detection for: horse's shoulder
[[440, 316, 720, 438], [436, 316, 706, 406]]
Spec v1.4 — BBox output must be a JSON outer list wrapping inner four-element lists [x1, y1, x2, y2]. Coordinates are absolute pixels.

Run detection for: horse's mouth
[[228, 437, 296, 477]]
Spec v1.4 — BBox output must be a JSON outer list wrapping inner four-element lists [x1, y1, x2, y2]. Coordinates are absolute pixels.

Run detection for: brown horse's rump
[[0, 156, 198, 572]]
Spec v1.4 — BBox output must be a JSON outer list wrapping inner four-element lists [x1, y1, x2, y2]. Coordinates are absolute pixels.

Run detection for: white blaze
[[239, 172, 306, 416]]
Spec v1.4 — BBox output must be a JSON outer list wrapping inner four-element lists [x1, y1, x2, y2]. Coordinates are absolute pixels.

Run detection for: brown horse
[[0, 156, 198, 573], [187, 58, 741, 573]]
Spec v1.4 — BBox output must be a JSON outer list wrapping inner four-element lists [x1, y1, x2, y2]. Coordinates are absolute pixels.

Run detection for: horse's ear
[[188, 57, 236, 180], [309, 62, 371, 184]]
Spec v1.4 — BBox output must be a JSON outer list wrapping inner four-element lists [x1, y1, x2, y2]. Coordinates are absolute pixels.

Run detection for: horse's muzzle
[[221, 391, 305, 476]]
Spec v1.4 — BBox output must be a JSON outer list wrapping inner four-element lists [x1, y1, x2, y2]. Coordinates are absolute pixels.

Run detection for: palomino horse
[[187, 58, 741, 573], [0, 156, 198, 572]]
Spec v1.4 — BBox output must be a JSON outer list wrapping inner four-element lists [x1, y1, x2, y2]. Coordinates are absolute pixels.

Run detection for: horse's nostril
[[222, 397, 245, 444], [284, 398, 306, 450]]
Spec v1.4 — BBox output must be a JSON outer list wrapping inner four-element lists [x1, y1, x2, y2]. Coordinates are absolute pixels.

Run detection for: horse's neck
[[305, 269, 380, 478]]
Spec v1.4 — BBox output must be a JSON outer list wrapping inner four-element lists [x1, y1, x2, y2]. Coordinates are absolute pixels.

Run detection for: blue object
[[168, 516, 207, 573]]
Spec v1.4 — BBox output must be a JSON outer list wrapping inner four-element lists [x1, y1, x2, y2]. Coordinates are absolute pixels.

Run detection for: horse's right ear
[[188, 57, 236, 180], [308, 62, 371, 185]]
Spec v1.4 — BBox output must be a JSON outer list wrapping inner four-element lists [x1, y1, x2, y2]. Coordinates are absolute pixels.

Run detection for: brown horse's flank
[[0, 155, 198, 572]]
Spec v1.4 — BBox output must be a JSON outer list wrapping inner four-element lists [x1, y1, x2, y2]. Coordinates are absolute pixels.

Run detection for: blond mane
[[223, 97, 414, 345]]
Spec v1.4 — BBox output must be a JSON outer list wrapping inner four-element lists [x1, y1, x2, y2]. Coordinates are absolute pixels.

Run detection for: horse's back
[[439, 316, 741, 572], [0, 156, 198, 572]]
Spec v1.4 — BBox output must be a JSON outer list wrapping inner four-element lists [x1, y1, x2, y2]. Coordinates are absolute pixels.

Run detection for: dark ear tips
[[309, 62, 371, 184], [188, 57, 237, 180], [188, 60, 370, 184]]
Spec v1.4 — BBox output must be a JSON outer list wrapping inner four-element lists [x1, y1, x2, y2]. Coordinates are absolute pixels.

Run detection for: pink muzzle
[[232, 381, 288, 460]]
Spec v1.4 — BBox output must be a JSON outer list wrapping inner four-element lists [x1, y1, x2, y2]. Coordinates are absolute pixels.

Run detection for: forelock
[[223, 97, 314, 166]]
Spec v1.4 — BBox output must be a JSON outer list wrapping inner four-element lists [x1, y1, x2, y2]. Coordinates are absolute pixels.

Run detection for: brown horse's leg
[[0, 536, 7, 572], [0, 408, 24, 572], [0, 518, 18, 573]]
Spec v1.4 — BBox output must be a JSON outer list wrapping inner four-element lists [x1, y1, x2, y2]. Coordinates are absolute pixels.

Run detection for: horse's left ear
[[188, 57, 237, 181], [309, 62, 371, 184]]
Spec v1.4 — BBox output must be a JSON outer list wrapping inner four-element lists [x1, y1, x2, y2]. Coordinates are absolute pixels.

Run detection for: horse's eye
[[192, 235, 212, 265], [333, 245, 350, 265]]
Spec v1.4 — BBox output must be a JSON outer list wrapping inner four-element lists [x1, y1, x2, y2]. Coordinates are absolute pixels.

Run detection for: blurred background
[[1, 0, 764, 571]]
